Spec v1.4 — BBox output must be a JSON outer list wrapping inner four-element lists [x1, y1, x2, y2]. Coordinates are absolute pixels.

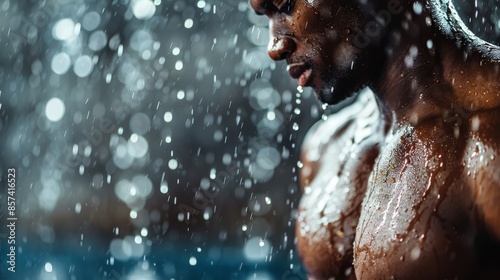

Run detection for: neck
[[371, 0, 500, 126]]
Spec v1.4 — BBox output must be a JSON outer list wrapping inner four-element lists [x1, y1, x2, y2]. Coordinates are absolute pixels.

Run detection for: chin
[[314, 82, 355, 105], [310, 65, 362, 105]]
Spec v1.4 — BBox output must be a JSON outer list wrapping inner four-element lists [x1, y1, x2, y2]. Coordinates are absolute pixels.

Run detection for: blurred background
[[0, 0, 498, 279]]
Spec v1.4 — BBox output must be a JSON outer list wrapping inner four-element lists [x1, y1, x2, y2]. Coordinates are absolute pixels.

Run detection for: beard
[[313, 65, 361, 105], [302, 43, 365, 105], [291, 40, 369, 105]]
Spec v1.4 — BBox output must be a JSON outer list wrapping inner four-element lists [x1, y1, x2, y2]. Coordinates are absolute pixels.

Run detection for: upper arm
[[466, 141, 500, 239]]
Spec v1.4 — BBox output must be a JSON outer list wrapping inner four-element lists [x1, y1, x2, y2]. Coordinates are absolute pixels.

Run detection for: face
[[250, 0, 390, 104]]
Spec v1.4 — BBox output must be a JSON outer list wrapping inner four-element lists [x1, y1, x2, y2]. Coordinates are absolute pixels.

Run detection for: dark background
[[0, 0, 498, 279]]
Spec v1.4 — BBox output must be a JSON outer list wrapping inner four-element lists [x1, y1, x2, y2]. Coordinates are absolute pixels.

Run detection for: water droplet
[[51, 52, 71, 75], [411, 246, 421, 260], [426, 39, 433, 49], [88, 30, 108, 51], [131, 0, 156, 20], [172, 47, 181, 55], [413, 2, 423, 15], [75, 203, 82, 214], [73, 55, 94, 78], [130, 210, 138, 219], [52, 18, 76, 41], [82, 11, 101, 31], [175, 60, 184, 70], [168, 159, 178, 170], [160, 182, 169, 194], [265, 196, 271, 204], [418, 234, 425, 243], [44, 262, 53, 273], [44, 98, 66, 124], [184, 18, 194, 29], [164, 111, 173, 122]]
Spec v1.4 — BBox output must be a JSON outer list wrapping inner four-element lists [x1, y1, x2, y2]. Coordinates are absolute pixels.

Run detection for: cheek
[[325, 29, 338, 42], [333, 42, 356, 70], [304, 29, 345, 67]]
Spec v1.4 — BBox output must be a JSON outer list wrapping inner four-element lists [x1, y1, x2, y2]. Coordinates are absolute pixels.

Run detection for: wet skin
[[251, 0, 500, 279]]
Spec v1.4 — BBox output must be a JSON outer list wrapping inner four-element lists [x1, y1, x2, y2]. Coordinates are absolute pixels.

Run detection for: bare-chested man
[[250, 0, 500, 279]]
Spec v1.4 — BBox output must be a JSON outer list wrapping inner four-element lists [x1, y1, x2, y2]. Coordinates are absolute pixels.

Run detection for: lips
[[287, 63, 312, 87]]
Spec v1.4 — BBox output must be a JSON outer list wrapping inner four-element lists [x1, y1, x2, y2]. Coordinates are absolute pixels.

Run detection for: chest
[[353, 126, 477, 279]]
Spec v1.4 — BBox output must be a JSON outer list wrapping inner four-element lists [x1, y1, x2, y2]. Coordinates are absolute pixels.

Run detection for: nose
[[267, 36, 296, 61], [250, 0, 296, 61]]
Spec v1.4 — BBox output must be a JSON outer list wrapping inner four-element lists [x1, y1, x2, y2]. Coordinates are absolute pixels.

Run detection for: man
[[250, 0, 500, 279]]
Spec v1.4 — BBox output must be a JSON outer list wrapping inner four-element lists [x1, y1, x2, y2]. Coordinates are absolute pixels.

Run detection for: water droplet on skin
[[411, 246, 421, 260], [418, 234, 426, 243]]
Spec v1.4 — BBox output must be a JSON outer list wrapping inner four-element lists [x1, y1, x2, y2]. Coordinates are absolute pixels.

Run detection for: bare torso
[[297, 90, 384, 279], [297, 90, 500, 279]]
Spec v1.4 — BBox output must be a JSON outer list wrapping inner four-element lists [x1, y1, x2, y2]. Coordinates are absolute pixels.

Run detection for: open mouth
[[287, 63, 312, 87]]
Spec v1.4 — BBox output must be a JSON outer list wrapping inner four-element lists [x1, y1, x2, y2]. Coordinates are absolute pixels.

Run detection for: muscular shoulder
[[462, 109, 500, 240], [300, 89, 383, 188]]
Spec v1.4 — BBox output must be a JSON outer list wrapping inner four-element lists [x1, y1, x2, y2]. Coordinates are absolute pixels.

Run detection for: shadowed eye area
[[277, 0, 294, 14], [251, 0, 294, 16]]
